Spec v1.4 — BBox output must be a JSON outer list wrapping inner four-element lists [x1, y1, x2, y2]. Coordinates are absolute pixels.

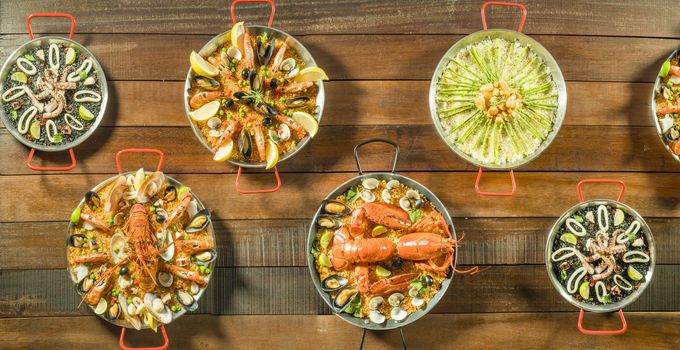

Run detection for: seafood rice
[[653, 48, 680, 155]]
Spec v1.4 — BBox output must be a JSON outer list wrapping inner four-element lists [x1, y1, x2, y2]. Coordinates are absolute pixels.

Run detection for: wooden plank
[[0, 265, 678, 317], [3, 217, 680, 270], [2, 172, 680, 222], [1, 34, 676, 82], [1, 124, 678, 175], [0, 0, 677, 38]]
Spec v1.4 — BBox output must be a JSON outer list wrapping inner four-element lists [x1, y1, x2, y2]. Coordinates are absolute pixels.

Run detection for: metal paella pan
[[66, 149, 216, 347], [545, 179, 655, 334], [307, 139, 463, 332], [0, 13, 107, 170], [428, 2, 566, 194]]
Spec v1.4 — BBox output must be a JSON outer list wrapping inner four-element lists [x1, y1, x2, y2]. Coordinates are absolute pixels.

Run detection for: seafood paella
[[1, 40, 104, 148], [549, 203, 653, 306], [654, 48, 680, 154], [67, 169, 216, 330], [186, 21, 327, 168], [311, 178, 457, 324], [434, 37, 559, 166]]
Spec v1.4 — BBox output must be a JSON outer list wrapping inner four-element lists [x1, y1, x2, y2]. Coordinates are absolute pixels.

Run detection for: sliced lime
[[660, 60, 671, 78], [559, 233, 577, 245], [94, 298, 107, 315], [318, 253, 331, 268], [319, 230, 332, 250], [371, 225, 387, 237], [78, 105, 95, 121], [614, 209, 625, 226], [579, 281, 590, 299], [11, 72, 27, 83], [627, 265, 643, 281], [70, 207, 81, 224], [375, 265, 391, 278], [177, 186, 191, 201], [29, 121, 40, 139], [65, 48, 76, 65]]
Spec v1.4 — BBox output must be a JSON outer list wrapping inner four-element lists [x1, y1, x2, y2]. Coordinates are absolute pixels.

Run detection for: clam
[[110, 232, 128, 263], [207, 117, 222, 130], [72, 264, 89, 283], [107, 301, 122, 321], [388, 293, 404, 307], [381, 189, 392, 203], [105, 175, 127, 213], [408, 287, 419, 298], [277, 124, 291, 142], [369, 310, 386, 324], [185, 209, 211, 233], [159, 230, 175, 262], [405, 190, 420, 200], [187, 200, 199, 217], [119, 294, 142, 330], [226, 46, 242, 61], [390, 307, 407, 321], [238, 130, 253, 159], [386, 179, 400, 189], [279, 58, 296, 74], [164, 186, 177, 202], [368, 296, 384, 310], [113, 212, 125, 226], [136, 171, 165, 204], [84, 191, 101, 210], [192, 76, 220, 91], [144, 293, 173, 324], [118, 274, 132, 289], [67, 234, 87, 247], [284, 96, 310, 108], [361, 178, 379, 190], [323, 200, 351, 216], [332, 288, 358, 313], [321, 275, 348, 292], [190, 282, 200, 295], [360, 190, 376, 203], [194, 249, 217, 266], [77, 277, 94, 294], [399, 197, 411, 211], [208, 129, 223, 138], [411, 297, 425, 307], [176, 289, 198, 311], [317, 215, 342, 229], [158, 271, 174, 288], [249, 70, 264, 92]]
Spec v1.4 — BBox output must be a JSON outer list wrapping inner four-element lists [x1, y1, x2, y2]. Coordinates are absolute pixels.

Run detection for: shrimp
[[284, 81, 313, 93], [211, 119, 242, 150], [190, 91, 224, 109], [270, 41, 288, 73], [242, 31, 255, 69]]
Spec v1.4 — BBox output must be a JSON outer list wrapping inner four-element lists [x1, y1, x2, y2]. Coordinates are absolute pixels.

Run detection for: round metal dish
[[306, 140, 455, 330], [183, 25, 325, 168], [66, 172, 216, 329], [544, 199, 655, 313], [428, 29, 567, 170], [651, 46, 680, 162], [0, 36, 108, 152]]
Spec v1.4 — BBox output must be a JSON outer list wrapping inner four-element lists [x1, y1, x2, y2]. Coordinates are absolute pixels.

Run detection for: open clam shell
[[144, 293, 173, 324], [185, 209, 211, 233]]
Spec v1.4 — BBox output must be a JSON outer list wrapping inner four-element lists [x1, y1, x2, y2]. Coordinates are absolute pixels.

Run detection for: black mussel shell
[[164, 186, 177, 201], [249, 70, 264, 92], [424, 275, 434, 286], [84, 191, 101, 211], [238, 130, 253, 159], [241, 68, 250, 80], [192, 76, 220, 91], [223, 98, 234, 109], [317, 215, 342, 229], [233, 91, 251, 101], [284, 96, 310, 108], [193, 249, 217, 266], [332, 288, 358, 313], [322, 200, 351, 217], [262, 116, 272, 126], [666, 127, 680, 142], [391, 258, 403, 270], [67, 234, 88, 247], [176, 289, 198, 311], [185, 209, 211, 233], [254, 101, 277, 116], [77, 277, 94, 295], [259, 39, 274, 66], [270, 78, 278, 89], [321, 275, 348, 292], [106, 301, 122, 320]]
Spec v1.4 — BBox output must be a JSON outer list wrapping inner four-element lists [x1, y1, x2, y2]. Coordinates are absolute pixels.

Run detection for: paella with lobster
[[654, 49, 680, 154], [67, 169, 215, 330], [187, 21, 327, 168], [311, 178, 458, 324]]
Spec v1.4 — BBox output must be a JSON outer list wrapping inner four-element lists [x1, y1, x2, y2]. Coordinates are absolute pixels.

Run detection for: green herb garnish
[[409, 209, 422, 223], [344, 185, 361, 203]]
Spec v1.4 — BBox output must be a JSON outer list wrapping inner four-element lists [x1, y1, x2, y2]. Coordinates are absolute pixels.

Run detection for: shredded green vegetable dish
[[435, 37, 559, 165]]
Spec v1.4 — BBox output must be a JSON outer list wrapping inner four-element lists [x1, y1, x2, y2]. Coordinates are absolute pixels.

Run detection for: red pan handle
[[26, 148, 77, 171], [115, 149, 165, 174], [119, 325, 169, 350], [577, 309, 627, 335], [577, 179, 625, 202], [481, 2, 527, 33], [26, 13, 76, 39], [474, 168, 516, 196], [235, 166, 281, 194], [230, 0, 276, 27]]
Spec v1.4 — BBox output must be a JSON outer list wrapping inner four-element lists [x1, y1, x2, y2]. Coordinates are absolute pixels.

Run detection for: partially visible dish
[[653, 48, 680, 155]]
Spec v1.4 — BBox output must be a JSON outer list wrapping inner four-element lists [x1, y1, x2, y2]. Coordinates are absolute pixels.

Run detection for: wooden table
[[1, 0, 679, 349]]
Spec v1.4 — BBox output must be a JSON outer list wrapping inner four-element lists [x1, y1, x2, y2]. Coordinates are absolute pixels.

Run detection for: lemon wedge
[[375, 265, 391, 278], [78, 105, 95, 121], [11, 72, 27, 83], [294, 67, 329, 82], [94, 299, 107, 315], [265, 139, 279, 169], [291, 111, 318, 137], [372, 225, 387, 237], [628, 266, 643, 281], [231, 21, 245, 47], [29, 121, 41, 139], [559, 233, 577, 245], [319, 253, 331, 268], [320, 231, 333, 250], [579, 281, 590, 299], [190, 100, 220, 121], [65, 48, 76, 65], [213, 140, 234, 162], [190, 51, 218, 77], [614, 209, 625, 226]]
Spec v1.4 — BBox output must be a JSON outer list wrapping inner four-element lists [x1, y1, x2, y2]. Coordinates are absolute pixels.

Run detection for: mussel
[[249, 70, 264, 92], [176, 289, 198, 311], [77, 277, 94, 295], [666, 127, 680, 142], [321, 275, 348, 292], [233, 90, 250, 100], [185, 209, 211, 233], [193, 249, 217, 266], [67, 234, 87, 247], [284, 96, 310, 108], [254, 101, 278, 116], [192, 76, 220, 91], [164, 185, 177, 201], [106, 301, 122, 321], [317, 215, 342, 229], [84, 191, 101, 210], [332, 288, 358, 313], [323, 200, 351, 217], [257, 37, 274, 66], [238, 130, 253, 159]]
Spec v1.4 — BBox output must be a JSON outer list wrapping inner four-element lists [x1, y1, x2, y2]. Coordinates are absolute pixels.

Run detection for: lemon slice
[[372, 225, 387, 237], [614, 209, 625, 226], [375, 265, 391, 278], [294, 67, 329, 82], [320, 231, 333, 250], [189, 51, 218, 77], [628, 266, 643, 281], [190, 100, 220, 121], [70, 207, 81, 224], [318, 253, 331, 268], [213, 140, 234, 162], [78, 105, 95, 121], [11, 72, 27, 83], [265, 139, 279, 169], [94, 299, 107, 315], [231, 21, 245, 47], [65, 48, 76, 65], [29, 121, 40, 139], [559, 233, 577, 245], [579, 281, 590, 299], [291, 111, 318, 137], [660, 60, 671, 78]]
